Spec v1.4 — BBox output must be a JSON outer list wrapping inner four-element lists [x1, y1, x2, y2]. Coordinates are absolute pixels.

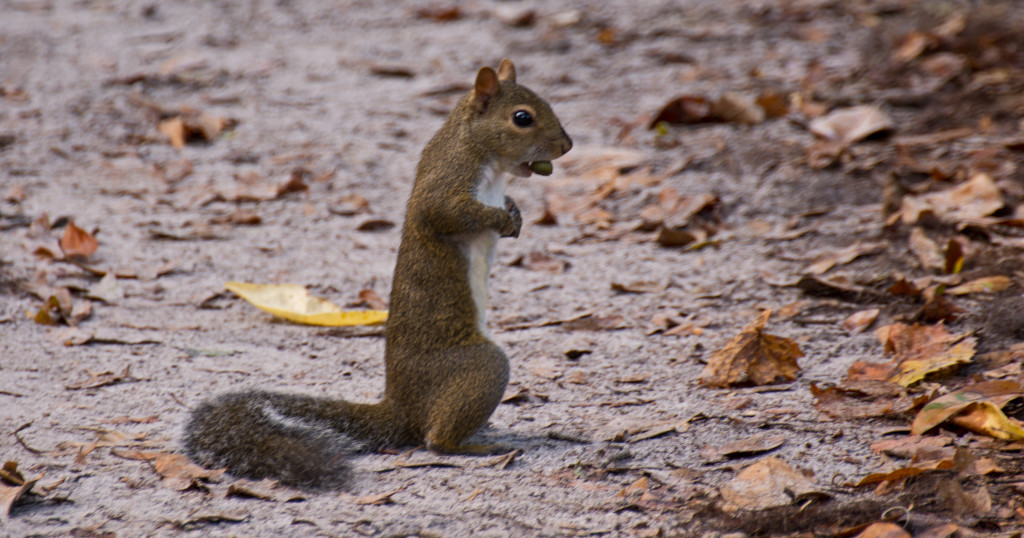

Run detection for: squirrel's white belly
[[464, 165, 507, 335]]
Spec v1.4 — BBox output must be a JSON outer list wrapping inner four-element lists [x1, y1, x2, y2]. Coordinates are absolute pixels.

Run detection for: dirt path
[[3, 1, 1023, 536]]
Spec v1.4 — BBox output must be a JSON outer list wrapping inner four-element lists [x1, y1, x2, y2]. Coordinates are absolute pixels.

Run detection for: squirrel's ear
[[497, 59, 516, 83], [473, 66, 500, 111]]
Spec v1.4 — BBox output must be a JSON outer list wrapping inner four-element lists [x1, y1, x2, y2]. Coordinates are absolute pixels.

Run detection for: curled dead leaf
[[911, 380, 1024, 440], [808, 105, 894, 145], [59, 221, 98, 260]]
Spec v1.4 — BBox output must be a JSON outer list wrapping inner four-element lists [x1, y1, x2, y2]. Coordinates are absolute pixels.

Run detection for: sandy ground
[[2, 0, 1023, 536]]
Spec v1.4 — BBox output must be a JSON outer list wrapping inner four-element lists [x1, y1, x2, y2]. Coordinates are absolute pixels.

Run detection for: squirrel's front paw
[[503, 196, 522, 238]]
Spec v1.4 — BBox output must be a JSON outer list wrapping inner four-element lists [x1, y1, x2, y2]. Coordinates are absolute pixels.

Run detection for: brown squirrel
[[184, 59, 572, 488]]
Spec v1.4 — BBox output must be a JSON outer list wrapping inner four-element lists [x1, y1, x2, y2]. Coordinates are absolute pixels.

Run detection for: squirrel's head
[[464, 59, 572, 177]]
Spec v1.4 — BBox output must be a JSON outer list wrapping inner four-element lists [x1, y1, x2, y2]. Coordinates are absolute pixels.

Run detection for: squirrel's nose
[[560, 129, 573, 156]]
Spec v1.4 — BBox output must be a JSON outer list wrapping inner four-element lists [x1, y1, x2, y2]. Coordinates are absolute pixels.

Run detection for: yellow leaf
[[225, 282, 387, 326], [911, 380, 1024, 440]]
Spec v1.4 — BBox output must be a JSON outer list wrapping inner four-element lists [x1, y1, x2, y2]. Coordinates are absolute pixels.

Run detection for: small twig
[[14, 422, 46, 455]]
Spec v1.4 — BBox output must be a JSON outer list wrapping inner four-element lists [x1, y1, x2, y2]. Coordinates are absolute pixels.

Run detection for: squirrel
[[183, 59, 572, 489]]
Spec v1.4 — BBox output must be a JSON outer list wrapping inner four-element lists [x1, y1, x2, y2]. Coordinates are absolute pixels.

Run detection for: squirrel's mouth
[[516, 161, 553, 177]]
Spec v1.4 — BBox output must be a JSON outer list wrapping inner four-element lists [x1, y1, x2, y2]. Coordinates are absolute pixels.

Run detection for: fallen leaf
[[908, 228, 944, 271], [945, 276, 1012, 295], [842, 309, 880, 334], [356, 289, 388, 310], [345, 487, 404, 505], [329, 194, 370, 216], [225, 282, 387, 327], [226, 478, 306, 502], [899, 173, 1003, 225], [911, 380, 1024, 440], [870, 435, 953, 459], [718, 457, 823, 511], [944, 238, 964, 274], [87, 272, 123, 303], [918, 285, 963, 323], [152, 452, 225, 490], [511, 252, 567, 273], [611, 280, 665, 294], [854, 522, 911, 538], [649, 95, 715, 127], [415, 6, 461, 21], [711, 92, 764, 125], [810, 380, 923, 418], [938, 478, 991, 519], [159, 117, 186, 149], [356, 218, 395, 232], [848, 323, 974, 386], [804, 241, 886, 275], [481, 451, 518, 470], [808, 105, 894, 145], [700, 310, 802, 387], [66, 366, 131, 390], [0, 461, 42, 518], [59, 221, 99, 260], [618, 477, 648, 497], [700, 433, 787, 462]]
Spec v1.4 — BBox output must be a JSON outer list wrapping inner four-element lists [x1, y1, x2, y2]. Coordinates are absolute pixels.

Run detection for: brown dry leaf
[[842, 308, 880, 334], [158, 117, 186, 149], [329, 194, 371, 216], [0, 461, 43, 518], [481, 451, 518, 470], [153, 453, 226, 490], [908, 228, 944, 271], [610, 280, 665, 294], [700, 433, 787, 463], [808, 105, 894, 145], [648, 95, 715, 127], [700, 310, 802, 388], [66, 366, 131, 390], [756, 89, 789, 118], [939, 478, 991, 519], [804, 241, 886, 275], [618, 477, 648, 498], [527, 356, 562, 380], [900, 173, 1004, 225], [848, 323, 974, 387], [356, 218, 396, 232], [870, 435, 953, 459], [809, 380, 922, 419], [415, 6, 461, 21], [226, 478, 306, 502], [918, 285, 963, 323], [345, 487, 404, 505], [711, 92, 764, 125], [560, 313, 627, 332], [945, 276, 1012, 295], [511, 252, 567, 273], [855, 522, 911, 538], [59, 221, 98, 260], [159, 111, 234, 149], [718, 457, 822, 512], [911, 380, 1024, 440], [356, 289, 388, 310]]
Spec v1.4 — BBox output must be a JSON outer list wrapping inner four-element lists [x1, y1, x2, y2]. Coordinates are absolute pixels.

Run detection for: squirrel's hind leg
[[421, 343, 511, 456]]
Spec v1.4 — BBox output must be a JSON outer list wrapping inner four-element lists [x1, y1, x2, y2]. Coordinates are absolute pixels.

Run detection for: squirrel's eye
[[512, 110, 534, 127]]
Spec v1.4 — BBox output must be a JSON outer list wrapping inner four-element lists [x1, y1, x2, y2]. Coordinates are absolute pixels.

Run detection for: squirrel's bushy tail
[[183, 391, 392, 489]]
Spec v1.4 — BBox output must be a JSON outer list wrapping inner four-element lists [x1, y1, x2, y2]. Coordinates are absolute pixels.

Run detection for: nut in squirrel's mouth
[[517, 161, 553, 177]]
